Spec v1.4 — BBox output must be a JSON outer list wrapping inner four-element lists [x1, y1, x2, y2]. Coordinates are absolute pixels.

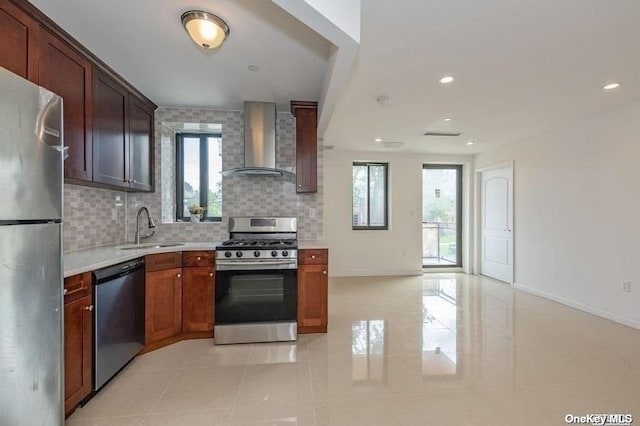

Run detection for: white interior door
[[481, 165, 513, 283]]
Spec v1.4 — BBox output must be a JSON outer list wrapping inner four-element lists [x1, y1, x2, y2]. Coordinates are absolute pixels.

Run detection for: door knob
[[84, 305, 94, 311], [63, 288, 68, 295], [323, 270, 327, 275], [209, 272, 214, 277], [177, 273, 181, 278]]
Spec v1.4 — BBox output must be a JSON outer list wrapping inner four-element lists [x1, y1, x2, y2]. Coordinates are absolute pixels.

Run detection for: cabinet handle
[[209, 272, 214, 277], [84, 305, 94, 311], [298, 184, 302, 188], [311, 255, 316, 259], [196, 256, 202, 261], [323, 270, 327, 275], [177, 273, 182, 278], [63, 288, 68, 295]]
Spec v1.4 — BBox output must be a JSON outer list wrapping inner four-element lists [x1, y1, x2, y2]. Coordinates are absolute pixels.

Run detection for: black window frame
[[352, 162, 389, 230], [422, 164, 463, 268], [175, 132, 222, 222]]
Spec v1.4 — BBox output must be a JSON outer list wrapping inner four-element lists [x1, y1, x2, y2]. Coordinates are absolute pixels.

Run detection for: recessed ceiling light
[[374, 138, 382, 142], [443, 117, 452, 122], [603, 82, 621, 90], [439, 75, 455, 84], [248, 64, 260, 72], [376, 96, 390, 107], [466, 141, 475, 146]]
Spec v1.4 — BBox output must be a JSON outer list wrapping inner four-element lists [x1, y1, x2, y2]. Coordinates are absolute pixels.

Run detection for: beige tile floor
[[67, 273, 640, 425]]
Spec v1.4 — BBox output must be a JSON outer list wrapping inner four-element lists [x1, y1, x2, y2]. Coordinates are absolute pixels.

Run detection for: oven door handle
[[215, 260, 298, 271]]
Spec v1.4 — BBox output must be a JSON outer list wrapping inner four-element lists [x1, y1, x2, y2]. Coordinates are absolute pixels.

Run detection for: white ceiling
[[30, 0, 640, 155], [30, 0, 331, 111], [324, 0, 640, 154]]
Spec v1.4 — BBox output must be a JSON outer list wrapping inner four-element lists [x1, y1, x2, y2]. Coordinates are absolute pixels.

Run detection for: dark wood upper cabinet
[[93, 70, 155, 191], [1, 0, 156, 191], [93, 69, 128, 187], [128, 95, 154, 191], [38, 29, 93, 182], [291, 101, 318, 193], [0, 0, 39, 82]]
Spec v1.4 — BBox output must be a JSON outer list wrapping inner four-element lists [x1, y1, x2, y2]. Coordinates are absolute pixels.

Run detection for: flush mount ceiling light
[[181, 10, 230, 50], [439, 75, 455, 84], [603, 82, 621, 90], [375, 138, 382, 142], [466, 141, 475, 146], [443, 117, 452, 122]]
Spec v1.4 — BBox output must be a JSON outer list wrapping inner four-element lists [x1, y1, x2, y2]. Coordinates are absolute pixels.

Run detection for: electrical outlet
[[621, 281, 631, 292]]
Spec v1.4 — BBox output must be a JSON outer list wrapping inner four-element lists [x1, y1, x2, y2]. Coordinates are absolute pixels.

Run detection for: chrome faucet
[[135, 206, 156, 244]]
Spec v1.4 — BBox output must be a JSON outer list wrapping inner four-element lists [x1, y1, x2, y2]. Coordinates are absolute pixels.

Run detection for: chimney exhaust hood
[[222, 101, 295, 181]]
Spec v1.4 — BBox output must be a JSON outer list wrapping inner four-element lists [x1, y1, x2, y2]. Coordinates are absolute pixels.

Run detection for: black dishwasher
[[93, 258, 145, 390]]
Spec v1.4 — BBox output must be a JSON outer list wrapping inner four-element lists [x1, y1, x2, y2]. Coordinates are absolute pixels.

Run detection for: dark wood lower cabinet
[[63, 272, 93, 418], [145, 268, 183, 344], [298, 262, 328, 334], [182, 266, 214, 332]]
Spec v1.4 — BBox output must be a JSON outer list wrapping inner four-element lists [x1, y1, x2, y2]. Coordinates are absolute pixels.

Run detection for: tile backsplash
[[64, 106, 323, 251], [64, 185, 126, 251]]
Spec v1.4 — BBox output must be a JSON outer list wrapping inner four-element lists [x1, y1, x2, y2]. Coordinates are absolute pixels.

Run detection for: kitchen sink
[[118, 243, 185, 250]]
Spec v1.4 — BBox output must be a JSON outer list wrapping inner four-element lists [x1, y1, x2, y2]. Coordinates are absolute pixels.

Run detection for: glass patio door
[[422, 165, 462, 267]]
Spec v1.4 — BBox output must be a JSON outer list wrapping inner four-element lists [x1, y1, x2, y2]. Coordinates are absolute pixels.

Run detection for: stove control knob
[[254, 251, 261, 258], [224, 251, 232, 258], [271, 250, 278, 257], [236, 251, 243, 258], [282, 250, 289, 257]]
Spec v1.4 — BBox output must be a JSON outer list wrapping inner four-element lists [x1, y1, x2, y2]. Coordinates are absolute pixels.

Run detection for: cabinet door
[[145, 268, 182, 344], [93, 68, 128, 188], [64, 294, 92, 416], [0, 0, 39, 82], [298, 263, 328, 333], [128, 94, 154, 191], [292, 102, 318, 193], [38, 29, 93, 182], [182, 266, 214, 332]]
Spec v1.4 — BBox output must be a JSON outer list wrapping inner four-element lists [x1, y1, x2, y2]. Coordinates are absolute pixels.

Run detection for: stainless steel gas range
[[214, 217, 298, 344]]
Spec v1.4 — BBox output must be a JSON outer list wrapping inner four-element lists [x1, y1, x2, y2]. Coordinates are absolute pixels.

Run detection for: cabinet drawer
[[146, 252, 183, 272], [64, 272, 92, 303], [298, 249, 328, 265], [183, 251, 214, 267]]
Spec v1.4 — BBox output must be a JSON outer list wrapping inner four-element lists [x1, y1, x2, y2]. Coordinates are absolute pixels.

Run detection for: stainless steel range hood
[[222, 101, 295, 181]]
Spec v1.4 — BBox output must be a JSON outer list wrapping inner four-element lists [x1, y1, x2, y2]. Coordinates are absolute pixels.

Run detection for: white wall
[[303, 0, 361, 42], [475, 99, 640, 328], [324, 149, 472, 277]]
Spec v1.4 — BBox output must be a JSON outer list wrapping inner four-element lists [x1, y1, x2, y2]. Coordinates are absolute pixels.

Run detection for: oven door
[[215, 268, 297, 325]]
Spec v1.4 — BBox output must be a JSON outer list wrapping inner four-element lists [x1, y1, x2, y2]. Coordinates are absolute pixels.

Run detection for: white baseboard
[[330, 269, 424, 278], [514, 282, 640, 330]]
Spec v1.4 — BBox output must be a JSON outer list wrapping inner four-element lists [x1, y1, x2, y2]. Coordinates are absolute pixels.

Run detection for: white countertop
[[64, 242, 220, 277], [298, 240, 329, 249], [64, 241, 328, 277]]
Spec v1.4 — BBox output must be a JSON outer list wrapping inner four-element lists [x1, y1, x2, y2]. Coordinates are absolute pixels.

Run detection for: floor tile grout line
[[140, 350, 191, 423], [227, 343, 252, 425], [306, 354, 319, 426]]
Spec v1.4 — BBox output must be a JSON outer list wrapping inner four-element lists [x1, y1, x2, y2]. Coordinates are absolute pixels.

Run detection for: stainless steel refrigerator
[[0, 67, 65, 425]]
